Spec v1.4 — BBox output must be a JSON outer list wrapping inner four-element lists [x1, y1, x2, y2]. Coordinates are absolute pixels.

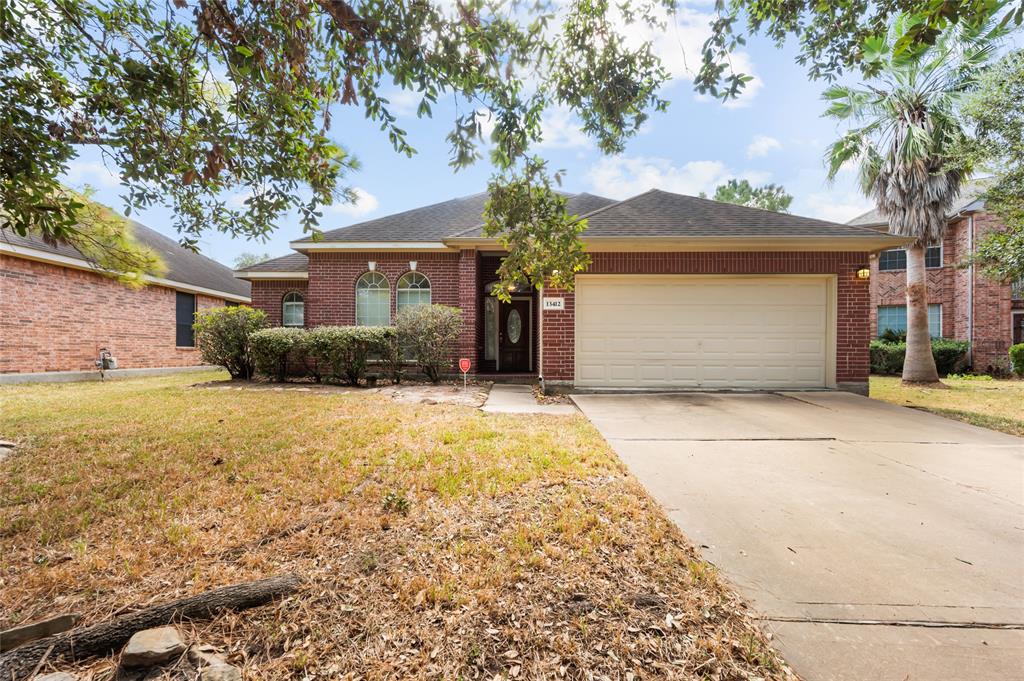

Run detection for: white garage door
[[575, 275, 833, 389]]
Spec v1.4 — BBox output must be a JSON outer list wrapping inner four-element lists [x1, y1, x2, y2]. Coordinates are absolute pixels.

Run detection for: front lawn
[[0, 373, 790, 680], [870, 375, 1024, 437]]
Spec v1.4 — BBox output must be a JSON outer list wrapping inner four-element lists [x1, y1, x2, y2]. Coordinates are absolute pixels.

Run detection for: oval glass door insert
[[507, 309, 522, 344]]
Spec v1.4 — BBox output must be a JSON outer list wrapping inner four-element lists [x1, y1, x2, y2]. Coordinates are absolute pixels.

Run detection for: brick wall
[[303, 251, 460, 327], [869, 213, 1016, 372], [1, 255, 226, 373], [251, 249, 873, 388], [541, 251, 871, 387], [250, 279, 309, 327]]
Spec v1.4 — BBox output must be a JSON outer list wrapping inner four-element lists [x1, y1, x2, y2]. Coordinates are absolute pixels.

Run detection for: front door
[[499, 299, 531, 372]]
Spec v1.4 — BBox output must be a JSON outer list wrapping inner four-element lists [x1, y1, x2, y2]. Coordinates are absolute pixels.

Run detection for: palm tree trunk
[[902, 244, 940, 384]]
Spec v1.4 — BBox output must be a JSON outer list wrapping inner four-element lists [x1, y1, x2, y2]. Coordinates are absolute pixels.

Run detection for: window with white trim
[[396, 272, 431, 315], [356, 272, 390, 326], [282, 292, 304, 327], [877, 304, 942, 338]]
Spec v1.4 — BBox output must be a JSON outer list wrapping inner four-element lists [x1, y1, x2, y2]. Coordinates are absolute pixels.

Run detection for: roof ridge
[[573, 188, 658, 223], [299, 191, 489, 242], [236, 251, 307, 271], [444, 191, 608, 239]]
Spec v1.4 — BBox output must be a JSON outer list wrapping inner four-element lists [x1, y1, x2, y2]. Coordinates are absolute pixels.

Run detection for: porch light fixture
[[367, 261, 377, 272], [409, 260, 417, 271], [856, 267, 871, 280]]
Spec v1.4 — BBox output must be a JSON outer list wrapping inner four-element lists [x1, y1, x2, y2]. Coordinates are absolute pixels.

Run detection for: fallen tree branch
[[0, 575, 300, 681]]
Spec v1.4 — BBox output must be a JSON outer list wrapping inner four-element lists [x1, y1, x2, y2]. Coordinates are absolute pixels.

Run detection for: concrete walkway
[[572, 391, 1024, 681], [481, 384, 578, 415]]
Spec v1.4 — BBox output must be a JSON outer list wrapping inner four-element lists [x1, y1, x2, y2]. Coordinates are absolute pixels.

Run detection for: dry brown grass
[[870, 375, 1024, 437], [1, 372, 792, 680]]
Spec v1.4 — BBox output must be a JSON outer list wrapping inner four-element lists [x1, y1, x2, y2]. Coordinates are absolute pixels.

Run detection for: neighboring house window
[[877, 247, 942, 271], [176, 292, 196, 347], [878, 304, 942, 338], [282, 292, 304, 327], [225, 301, 240, 308], [356, 272, 390, 326], [396, 272, 431, 315]]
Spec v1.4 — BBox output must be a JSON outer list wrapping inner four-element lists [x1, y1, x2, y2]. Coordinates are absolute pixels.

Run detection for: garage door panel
[[575, 276, 831, 389]]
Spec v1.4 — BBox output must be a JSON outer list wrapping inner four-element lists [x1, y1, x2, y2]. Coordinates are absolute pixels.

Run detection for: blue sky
[[62, 5, 889, 269]]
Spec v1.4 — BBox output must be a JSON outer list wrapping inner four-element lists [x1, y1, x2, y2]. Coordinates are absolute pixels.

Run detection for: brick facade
[[869, 212, 1020, 372], [249, 279, 308, 327], [539, 252, 871, 388], [1, 255, 227, 374], [305, 251, 461, 327], [251, 249, 872, 390]]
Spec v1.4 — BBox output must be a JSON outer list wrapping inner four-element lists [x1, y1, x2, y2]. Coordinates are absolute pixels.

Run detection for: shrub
[[396, 305, 463, 383], [303, 326, 393, 385], [869, 339, 969, 376], [931, 339, 970, 375], [869, 340, 906, 376], [878, 328, 907, 343], [1010, 343, 1024, 377], [193, 306, 267, 379], [250, 327, 305, 381]]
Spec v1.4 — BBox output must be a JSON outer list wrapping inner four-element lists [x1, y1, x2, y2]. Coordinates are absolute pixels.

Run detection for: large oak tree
[[1, 0, 1013, 290]]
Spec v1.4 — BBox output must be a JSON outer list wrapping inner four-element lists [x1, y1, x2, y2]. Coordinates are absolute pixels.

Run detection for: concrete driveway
[[571, 391, 1024, 681]]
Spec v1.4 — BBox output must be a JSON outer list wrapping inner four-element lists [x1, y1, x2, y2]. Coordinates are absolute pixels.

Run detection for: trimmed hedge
[[1010, 343, 1024, 377], [304, 326, 396, 385], [250, 327, 306, 382], [870, 339, 969, 376]]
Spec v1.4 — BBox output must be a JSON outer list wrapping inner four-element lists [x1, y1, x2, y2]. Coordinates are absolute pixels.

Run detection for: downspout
[[968, 214, 974, 367]]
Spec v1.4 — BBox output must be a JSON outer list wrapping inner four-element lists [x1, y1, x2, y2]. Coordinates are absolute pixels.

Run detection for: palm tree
[[823, 16, 1003, 384]]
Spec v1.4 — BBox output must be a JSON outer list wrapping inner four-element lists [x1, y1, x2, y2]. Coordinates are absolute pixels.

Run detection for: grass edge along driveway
[[870, 375, 1024, 437], [0, 372, 794, 680]]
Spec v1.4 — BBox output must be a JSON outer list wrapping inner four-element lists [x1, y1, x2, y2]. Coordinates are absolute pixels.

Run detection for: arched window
[[396, 272, 431, 315], [356, 272, 390, 325], [282, 292, 304, 327]]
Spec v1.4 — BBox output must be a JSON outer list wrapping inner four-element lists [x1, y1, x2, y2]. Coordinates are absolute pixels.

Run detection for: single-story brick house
[[1, 221, 250, 378], [236, 189, 908, 394], [849, 181, 1024, 373]]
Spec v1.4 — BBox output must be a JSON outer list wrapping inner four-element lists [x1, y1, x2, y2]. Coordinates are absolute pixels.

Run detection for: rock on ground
[[120, 626, 187, 667]]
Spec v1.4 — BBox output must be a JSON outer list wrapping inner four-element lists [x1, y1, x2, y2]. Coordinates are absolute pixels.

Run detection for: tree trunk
[[0, 575, 300, 681], [902, 244, 941, 384]]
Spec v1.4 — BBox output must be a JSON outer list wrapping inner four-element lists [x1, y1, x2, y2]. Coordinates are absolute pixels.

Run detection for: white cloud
[[328, 187, 379, 217], [619, 4, 763, 107], [587, 156, 770, 200], [537, 106, 590, 150], [746, 134, 781, 159], [800, 190, 873, 224], [383, 89, 422, 118], [62, 160, 121, 190]]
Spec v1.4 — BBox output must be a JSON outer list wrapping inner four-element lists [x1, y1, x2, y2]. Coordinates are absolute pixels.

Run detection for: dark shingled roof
[[293, 192, 618, 243], [847, 178, 991, 228], [2, 222, 250, 299], [236, 252, 309, 273], [578, 189, 885, 237]]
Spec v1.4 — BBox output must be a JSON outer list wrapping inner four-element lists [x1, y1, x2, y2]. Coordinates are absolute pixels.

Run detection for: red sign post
[[459, 358, 471, 390]]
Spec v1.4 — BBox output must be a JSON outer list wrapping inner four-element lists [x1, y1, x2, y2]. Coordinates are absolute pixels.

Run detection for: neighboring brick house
[[236, 189, 908, 394], [849, 183, 1024, 373], [1, 221, 250, 377]]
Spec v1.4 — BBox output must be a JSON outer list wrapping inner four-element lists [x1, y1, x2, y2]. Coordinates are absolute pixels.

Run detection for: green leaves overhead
[[1, 0, 678, 259], [482, 160, 590, 300]]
